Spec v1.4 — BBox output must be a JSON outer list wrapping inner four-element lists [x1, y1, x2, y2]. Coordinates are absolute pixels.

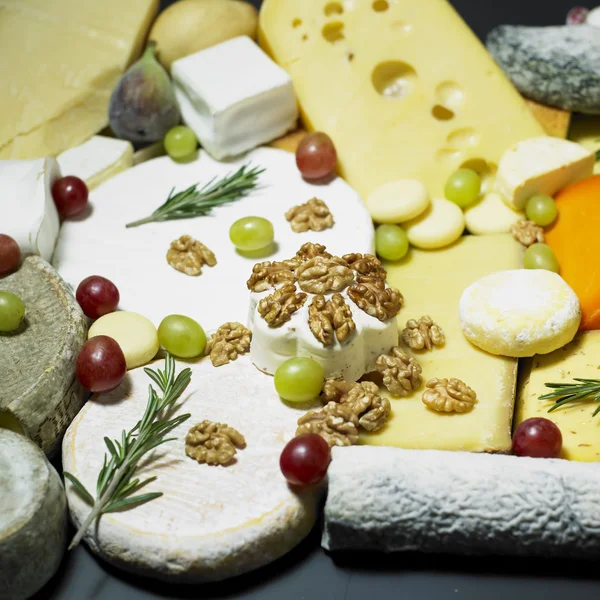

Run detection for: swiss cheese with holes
[[259, 0, 545, 198]]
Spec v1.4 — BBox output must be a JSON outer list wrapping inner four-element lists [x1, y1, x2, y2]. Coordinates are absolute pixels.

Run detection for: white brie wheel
[[54, 147, 374, 332], [62, 355, 322, 582]]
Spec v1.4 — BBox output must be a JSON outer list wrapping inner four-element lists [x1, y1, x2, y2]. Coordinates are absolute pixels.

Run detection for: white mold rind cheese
[[459, 269, 581, 357], [62, 356, 321, 582], [0, 430, 67, 600]]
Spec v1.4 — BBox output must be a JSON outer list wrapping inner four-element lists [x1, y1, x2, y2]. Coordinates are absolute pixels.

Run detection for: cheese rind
[[57, 136, 133, 190], [516, 331, 600, 462], [362, 235, 522, 452], [0, 430, 67, 600], [259, 0, 545, 198]]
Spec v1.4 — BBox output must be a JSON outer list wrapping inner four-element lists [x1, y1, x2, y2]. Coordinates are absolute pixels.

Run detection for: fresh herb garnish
[[596, 149, 600, 161], [539, 377, 600, 417], [64, 354, 192, 549], [125, 164, 264, 228]]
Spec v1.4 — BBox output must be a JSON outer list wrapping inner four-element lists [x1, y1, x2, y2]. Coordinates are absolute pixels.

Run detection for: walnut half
[[511, 219, 545, 247], [185, 420, 246, 466], [308, 293, 356, 346], [205, 322, 252, 367], [422, 378, 477, 413], [375, 347, 423, 397], [285, 197, 334, 233], [297, 401, 359, 447], [167, 235, 217, 276], [246, 261, 295, 292], [342, 253, 387, 281], [402, 316, 445, 351], [257, 284, 307, 327], [348, 281, 403, 322], [296, 256, 354, 294]]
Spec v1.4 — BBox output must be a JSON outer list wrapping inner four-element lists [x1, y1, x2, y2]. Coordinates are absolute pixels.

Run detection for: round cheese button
[[403, 198, 465, 249], [88, 311, 159, 370], [464, 192, 524, 235], [365, 179, 430, 223]]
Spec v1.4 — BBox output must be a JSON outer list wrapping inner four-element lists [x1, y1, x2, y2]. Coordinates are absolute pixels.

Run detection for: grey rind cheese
[[0, 256, 87, 457], [486, 25, 600, 114], [0, 429, 67, 600], [323, 446, 600, 558]]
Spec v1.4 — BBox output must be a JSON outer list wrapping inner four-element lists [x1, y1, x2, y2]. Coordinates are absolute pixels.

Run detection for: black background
[[37, 1, 600, 599]]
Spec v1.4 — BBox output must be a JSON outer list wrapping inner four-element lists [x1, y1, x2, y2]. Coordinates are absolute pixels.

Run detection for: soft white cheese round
[[464, 192, 524, 235], [403, 198, 465, 249], [0, 430, 67, 600], [459, 269, 581, 357], [586, 6, 600, 26], [365, 179, 430, 224], [62, 356, 321, 582]]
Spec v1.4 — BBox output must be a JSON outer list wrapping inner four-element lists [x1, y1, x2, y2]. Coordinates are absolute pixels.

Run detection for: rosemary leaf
[[125, 164, 264, 228], [103, 492, 164, 514], [63, 473, 94, 505], [596, 149, 600, 161]]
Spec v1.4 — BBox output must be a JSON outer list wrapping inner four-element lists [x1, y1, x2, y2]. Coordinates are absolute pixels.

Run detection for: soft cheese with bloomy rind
[[259, 0, 545, 199], [323, 446, 600, 558], [362, 235, 522, 453], [516, 331, 600, 462], [62, 356, 321, 582], [0, 0, 158, 159], [54, 147, 374, 332], [460, 269, 581, 358], [496, 136, 594, 210], [0, 430, 67, 600]]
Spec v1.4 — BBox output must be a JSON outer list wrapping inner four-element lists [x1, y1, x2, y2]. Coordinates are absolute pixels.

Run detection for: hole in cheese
[[435, 80, 465, 112], [371, 61, 417, 99], [391, 20, 413, 33], [292, 18, 302, 28], [372, 0, 389, 11], [447, 127, 480, 148], [322, 21, 345, 43], [460, 158, 497, 193], [324, 2, 344, 16], [302, 34, 309, 41], [432, 105, 455, 120], [347, 52, 355, 62], [435, 147, 464, 167]]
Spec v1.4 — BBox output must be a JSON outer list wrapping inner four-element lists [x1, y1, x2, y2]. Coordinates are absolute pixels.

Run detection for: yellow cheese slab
[[0, 0, 158, 159], [569, 116, 600, 175], [516, 331, 600, 462], [259, 0, 545, 198], [362, 234, 522, 452]]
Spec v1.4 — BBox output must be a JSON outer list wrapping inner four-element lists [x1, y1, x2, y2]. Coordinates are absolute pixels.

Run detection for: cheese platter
[[4, 0, 600, 598]]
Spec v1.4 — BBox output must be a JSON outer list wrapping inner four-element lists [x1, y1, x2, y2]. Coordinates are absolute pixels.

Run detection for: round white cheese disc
[[54, 147, 374, 331], [459, 269, 581, 357], [0, 429, 67, 600], [365, 179, 430, 223], [403, 198, 465, 249], [62, 356, 322, 582], [586, 6, 600, 26], [464, 192, 524, 235]]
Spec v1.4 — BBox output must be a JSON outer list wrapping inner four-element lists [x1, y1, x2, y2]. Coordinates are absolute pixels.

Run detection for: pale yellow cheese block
[[362, 234, 523, 452], [524, 99, 570, 139], [569, 115, 600, 175], [259, 0, 545, 199], [0, 0, 158, 159], [516, 331, 600, 462]]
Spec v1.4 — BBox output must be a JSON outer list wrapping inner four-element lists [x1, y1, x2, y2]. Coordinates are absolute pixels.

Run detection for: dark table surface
[[37, 0, 600, 598]]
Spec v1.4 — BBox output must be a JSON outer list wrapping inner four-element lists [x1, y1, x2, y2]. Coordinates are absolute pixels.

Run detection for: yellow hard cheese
[[0, 0, 158, 159], [259, 0, 544, 198], [362, 234, 522, 452], [516, 331, 600, 462]]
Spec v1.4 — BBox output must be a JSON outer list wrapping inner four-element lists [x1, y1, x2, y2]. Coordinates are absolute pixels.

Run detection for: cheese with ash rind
[[322, 446, 600, 558], [54, 147, 374, 332], [0, 157, 61, 261], [0, 257, 88, 457], [57, 136, 133, 190], [0, 429, 67, 600], [62, 356, 321, 582]]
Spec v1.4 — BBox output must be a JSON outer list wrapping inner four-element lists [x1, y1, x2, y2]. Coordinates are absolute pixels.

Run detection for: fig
[[109, 42, 180, 143]]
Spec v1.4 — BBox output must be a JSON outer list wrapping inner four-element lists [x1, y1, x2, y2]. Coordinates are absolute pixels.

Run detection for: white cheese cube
[[58, 136, 133, 190], [0, 158, 61, 261], [172, 36, 298, 159], [497, 136, 594, 210]]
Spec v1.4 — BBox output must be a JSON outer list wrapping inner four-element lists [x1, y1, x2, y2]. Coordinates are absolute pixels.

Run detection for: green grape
[[164, 125, 198, 160], [0, 291, 25, 332], [375, 224, 409, 261], [444, 168, 481, 208], [229, 216, 274, 252], [523, 243, 560, 273], [274, 357, 324, 403], [158, 314, 206, 358], [525, 195, 558, 227]]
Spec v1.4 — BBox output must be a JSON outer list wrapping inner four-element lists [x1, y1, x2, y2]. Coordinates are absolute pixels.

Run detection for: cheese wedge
[[0, 430, 67, 600], [0, 0, 158, 159], [259, 0, 545, 198], [516, 331, 600, 462], [362, 234, 523, 452], [63, 356, 321, 582], [57, 136, 133, 190]]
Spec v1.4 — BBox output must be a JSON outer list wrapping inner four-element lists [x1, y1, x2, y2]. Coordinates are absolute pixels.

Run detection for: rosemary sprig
[[64, 354, 192, 549], [596, 149, 600, 161], [539, 377, 600, 417], [125, 164, 264, 228]]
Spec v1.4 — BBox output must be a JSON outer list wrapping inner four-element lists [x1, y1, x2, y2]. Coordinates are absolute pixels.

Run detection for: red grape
[[513, 417, 562, 459], [76, 335, 126, 393], [76, 275, 120, 319], [0, 234, 20, 276], [280, 434, 331, 486], [51, 176, 89, 219], [566, 6, 588, 24], [295, 132, 337, 180]]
